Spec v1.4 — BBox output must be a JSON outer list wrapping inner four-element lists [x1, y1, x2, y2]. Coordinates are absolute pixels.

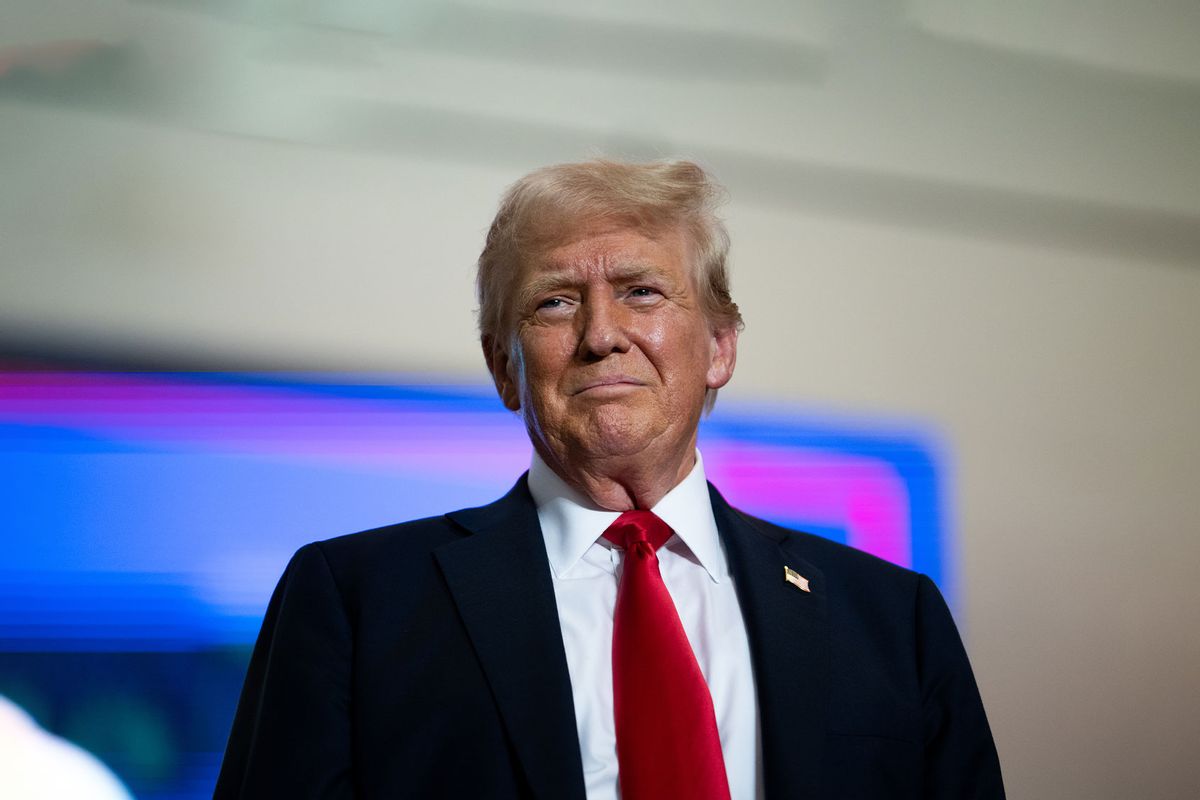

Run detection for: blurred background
[[1, 1, 1198, 798]]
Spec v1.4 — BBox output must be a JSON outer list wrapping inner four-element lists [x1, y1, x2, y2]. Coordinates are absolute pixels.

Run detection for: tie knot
[[602, 509, 674, 552]]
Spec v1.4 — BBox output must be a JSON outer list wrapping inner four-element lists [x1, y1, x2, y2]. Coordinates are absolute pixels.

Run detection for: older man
[[215, 160, 1004, 799]]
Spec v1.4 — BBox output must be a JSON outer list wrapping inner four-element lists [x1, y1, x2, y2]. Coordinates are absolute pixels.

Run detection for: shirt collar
[[528, 450, 727, 583]]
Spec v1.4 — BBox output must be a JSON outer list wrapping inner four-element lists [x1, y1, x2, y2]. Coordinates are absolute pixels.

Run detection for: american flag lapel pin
[[784, 566, 811, 593]]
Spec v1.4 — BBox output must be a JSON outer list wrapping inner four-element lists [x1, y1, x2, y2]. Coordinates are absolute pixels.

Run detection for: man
[[215, 160, 1004, 799]]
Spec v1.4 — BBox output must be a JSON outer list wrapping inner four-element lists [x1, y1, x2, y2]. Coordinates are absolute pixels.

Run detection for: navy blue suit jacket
[[215, 477, 1004, 799]]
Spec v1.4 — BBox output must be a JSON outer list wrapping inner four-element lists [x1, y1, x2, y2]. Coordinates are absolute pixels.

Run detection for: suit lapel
[[711, 485, 829, 800], [437, 477, 587, 800]]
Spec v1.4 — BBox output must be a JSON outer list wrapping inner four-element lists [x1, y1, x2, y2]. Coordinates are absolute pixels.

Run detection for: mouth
[[572, 376, 646, 396]]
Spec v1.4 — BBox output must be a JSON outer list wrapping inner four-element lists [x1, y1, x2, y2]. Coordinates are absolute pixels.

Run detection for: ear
[[705, 324, 738, 391], [482, 334, 522, 411]]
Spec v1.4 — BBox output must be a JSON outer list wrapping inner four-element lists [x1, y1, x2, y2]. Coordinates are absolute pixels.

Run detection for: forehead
[[526, 223, 692, 283]]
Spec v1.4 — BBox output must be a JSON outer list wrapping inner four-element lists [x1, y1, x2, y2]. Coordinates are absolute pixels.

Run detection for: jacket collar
[[439, 477, 587, 800]]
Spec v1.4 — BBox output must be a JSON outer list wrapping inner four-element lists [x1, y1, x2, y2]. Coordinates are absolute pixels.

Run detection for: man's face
[[485, 224, 737, 468]]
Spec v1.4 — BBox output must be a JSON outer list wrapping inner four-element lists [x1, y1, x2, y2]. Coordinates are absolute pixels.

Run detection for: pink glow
[[0, 372, 530, 479], [704, 441, 911, 567], [3, 373, 914, 565]]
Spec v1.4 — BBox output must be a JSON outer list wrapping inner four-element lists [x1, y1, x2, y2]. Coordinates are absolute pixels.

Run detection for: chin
[[576, 406, 667, 458]]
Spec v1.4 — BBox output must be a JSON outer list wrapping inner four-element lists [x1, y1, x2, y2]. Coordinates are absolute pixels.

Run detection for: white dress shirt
[[528, 451, 763, 800]]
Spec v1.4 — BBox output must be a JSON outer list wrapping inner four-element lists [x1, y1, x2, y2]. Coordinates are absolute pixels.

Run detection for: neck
[[535, 440, 697, 511]]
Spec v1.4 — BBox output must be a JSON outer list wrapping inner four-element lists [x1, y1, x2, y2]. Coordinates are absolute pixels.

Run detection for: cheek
[[641, 315, 669, 345], [650, 320, 714, 378], [639, 317, 684, 363], [517, 333, 574, 393]]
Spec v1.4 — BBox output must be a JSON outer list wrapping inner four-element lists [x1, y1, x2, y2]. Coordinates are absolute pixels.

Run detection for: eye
[[533, 295, 576, 319], [626, 286, 662, 303]]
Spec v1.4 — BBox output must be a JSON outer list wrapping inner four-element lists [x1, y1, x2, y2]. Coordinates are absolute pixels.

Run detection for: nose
[[576, 294, 631, 361]]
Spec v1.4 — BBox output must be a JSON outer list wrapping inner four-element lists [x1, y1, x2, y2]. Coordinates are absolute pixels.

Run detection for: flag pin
[[784, 566, 811, 593]]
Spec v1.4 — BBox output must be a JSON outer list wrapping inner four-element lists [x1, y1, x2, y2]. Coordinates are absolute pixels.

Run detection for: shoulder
[[284, 475, 536, 602], [313, 513, 465, 567], [711, 492, 948, 639], [715, 491, 926, 594], [790, 522, 923, 590]]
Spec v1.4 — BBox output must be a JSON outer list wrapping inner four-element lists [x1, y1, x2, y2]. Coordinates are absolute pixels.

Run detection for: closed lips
[[573, 377, 644, 394]]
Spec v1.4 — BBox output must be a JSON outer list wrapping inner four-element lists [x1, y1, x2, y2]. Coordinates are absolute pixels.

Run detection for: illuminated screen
[[0, 370, 948, 798]]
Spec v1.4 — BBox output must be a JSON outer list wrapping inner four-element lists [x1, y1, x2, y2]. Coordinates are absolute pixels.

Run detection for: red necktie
[[603, 510, 732, 800]]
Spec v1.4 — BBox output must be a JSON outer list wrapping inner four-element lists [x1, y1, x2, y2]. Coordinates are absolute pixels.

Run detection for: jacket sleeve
[[916, 574, 1006, 799], [214, 543, 355, 799]]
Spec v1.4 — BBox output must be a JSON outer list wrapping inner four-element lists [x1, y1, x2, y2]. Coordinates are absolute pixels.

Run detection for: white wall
[[3, 1, 1199, 796]]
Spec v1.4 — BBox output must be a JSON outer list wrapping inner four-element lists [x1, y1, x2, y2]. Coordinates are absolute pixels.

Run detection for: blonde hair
[[476, 159, 743, 342]]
